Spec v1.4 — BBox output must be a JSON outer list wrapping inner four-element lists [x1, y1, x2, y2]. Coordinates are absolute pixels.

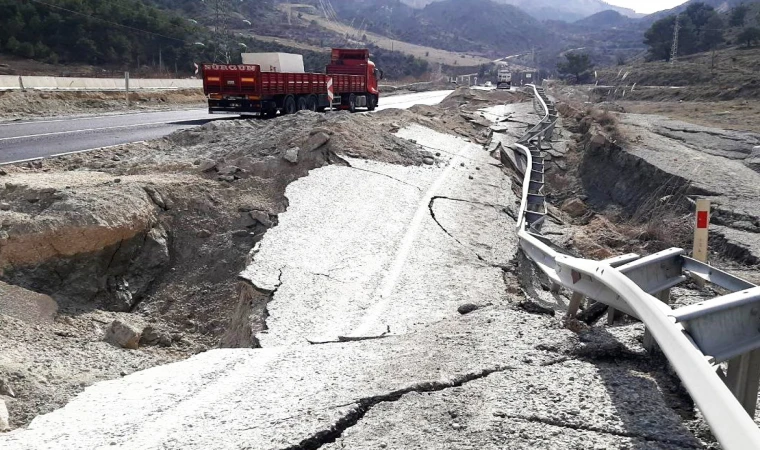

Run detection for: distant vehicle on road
[[484, 81, 492, 87], [497, 65, 511, 89], [202, 48, 383, 116]]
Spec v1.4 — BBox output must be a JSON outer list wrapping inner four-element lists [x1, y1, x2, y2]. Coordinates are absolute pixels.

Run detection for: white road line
[[0, 108, 205, 127], [0, 141, 148, 166], [351, 138, 469, 336], [0, 121, 174, 142]]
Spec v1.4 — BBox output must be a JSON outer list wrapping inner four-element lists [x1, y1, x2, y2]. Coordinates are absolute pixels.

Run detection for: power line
[[28, 0, 194, 45]]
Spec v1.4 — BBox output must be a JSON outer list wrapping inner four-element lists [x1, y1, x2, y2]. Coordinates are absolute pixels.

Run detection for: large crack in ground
[[283, 365, 516, 450], [427, 196, 512, 271]]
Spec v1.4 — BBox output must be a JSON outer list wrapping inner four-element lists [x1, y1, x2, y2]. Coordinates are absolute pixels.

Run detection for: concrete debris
[[104, 320, 141, 350], [560, 198, 588, 218], [283, 147, 300, 164], [0, 399, 9, 432]]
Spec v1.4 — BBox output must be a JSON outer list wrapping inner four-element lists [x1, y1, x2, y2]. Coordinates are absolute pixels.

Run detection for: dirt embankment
[[0, 89, 206, 121], [0, 87, 524, 430], [541, 98, 760, 272]]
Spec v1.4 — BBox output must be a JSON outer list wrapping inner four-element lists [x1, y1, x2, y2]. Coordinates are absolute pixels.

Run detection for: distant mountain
[[398, 0, 642, 21], [574, 9, 635, 29], [643, 0, 751, 23], [322, 0, 554, 55]]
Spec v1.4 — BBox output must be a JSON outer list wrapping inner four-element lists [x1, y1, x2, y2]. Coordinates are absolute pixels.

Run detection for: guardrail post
[[566, 292, 585, 318], [643, 289, 672, 352], [725, 349, 760, 417], [18, 76, 24, 91]]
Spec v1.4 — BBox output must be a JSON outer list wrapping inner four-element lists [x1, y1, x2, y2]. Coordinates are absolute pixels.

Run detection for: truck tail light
[[208, 94, 222, 99], [246, 95, 260, 100], [207, 76, 220, 82], [241, 77, 255, 83]]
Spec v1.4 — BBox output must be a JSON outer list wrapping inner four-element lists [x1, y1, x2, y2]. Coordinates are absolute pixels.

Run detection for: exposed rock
[[104, 320, 141, 350], [304, 132, 331, 152], [0, 378, 15, 398], [218, 175, 236, 183], [561, 198, 588, 218], [422, 156, 435, 166], [457, 303, 480, 315], [0, 399, 9, 431], [249, 210, 272, 228], [283, 147, 300, 164], [143, 186, 166, 210], [139, 326, 172, 347], [198, 159, 217, 172], [309, 127, 332, 136], [0, 203, 10, 211], [518, 300, 556, 316], [196, 229, 212, 238], [217, 166, 240, 176]]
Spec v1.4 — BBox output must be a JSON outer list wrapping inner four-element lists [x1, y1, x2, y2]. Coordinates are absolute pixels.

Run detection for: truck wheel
[[307, 95, 318, 111], [348, 94, 357, 113], [367, 95, 377, 111], [297, 96, 308, 111], [283, 96, 297, 115]]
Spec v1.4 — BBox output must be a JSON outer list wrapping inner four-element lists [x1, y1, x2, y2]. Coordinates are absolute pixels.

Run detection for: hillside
[[574, 10, 636, 29], [398, 0, 641, 21], [643, 0, 754, 23], [597, 46, 760, 100]]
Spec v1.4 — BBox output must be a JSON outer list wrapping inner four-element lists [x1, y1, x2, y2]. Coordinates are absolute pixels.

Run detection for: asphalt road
[[0, 90, 454, 165]]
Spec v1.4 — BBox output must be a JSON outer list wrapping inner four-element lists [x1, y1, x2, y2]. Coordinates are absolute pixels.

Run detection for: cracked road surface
[[0, 102, 707, 449], [242, 124, 516, 346]]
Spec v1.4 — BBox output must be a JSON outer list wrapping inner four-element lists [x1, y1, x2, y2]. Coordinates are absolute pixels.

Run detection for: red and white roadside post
[[693, 199, 711, 263], [326, 77, 334, 112]]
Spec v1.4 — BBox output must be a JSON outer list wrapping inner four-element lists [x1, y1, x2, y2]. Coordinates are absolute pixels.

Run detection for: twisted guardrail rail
[[503, 84, 760, 448]]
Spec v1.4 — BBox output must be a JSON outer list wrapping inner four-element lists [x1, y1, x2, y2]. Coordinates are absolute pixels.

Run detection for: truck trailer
[[202, 48, 382, 117]]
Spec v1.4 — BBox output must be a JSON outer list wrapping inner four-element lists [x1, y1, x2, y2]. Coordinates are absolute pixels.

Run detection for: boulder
[[283, 147, 300, 164], [198, 159, 217, 172], [304, 132, 331, 152], [250, 210, 273, 228], [561, 198, 588, 218], [422, 156, 435, 166], [457, 303, 480, 315], [104, 320, 141, 350], [139, 326, 172, 347]]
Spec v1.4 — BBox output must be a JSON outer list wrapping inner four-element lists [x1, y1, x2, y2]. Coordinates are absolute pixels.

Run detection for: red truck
[[202, 48, 382, 117]]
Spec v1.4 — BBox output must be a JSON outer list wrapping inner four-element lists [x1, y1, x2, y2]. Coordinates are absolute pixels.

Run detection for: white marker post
[[693, 199, 711, 262], [326, 77, 334, 112], [125, 72, 130, 108]]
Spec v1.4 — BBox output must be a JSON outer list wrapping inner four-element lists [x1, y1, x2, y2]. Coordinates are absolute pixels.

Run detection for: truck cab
[[326, 48, 382, 111], [497, 66, 512, 90]]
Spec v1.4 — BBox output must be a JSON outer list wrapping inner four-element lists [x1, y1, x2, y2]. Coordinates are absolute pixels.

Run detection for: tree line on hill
[[0, 0, 205, 70], [644, 2, 760, 62], [558, 2, 760, 83]]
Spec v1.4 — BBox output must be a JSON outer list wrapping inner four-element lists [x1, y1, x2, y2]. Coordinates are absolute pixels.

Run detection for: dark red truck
[[202, 48, 382, 117]]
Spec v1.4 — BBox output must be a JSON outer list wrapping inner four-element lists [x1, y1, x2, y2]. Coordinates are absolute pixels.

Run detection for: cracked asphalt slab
[[243, 123, 518, 346], [0, 306, 699, 450]]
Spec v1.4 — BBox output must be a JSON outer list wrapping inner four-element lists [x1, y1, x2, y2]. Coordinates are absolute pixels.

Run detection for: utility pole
[[671, 13, 680, 63]]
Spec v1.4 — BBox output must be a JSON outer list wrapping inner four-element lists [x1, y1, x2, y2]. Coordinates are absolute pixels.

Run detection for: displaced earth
[[2, 80, 760, 448]]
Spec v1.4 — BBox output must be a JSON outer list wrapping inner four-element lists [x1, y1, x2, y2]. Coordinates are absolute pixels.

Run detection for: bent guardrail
[[505, 84, 760, 449]]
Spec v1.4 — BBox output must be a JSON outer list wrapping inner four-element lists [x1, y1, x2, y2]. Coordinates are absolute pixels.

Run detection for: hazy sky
[[603, 0, 689, 14]]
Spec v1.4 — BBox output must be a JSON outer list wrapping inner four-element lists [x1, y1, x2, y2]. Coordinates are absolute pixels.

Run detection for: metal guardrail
[[503, 84, 760, 448]]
